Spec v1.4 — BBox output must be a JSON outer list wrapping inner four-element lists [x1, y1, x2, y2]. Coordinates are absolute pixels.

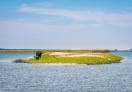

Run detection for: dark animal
[[35, 51, 42, 60]]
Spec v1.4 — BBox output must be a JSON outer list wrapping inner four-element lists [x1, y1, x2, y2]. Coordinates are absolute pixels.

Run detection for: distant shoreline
[[0, 49, 111, 53], [0, 49, 131, 53]]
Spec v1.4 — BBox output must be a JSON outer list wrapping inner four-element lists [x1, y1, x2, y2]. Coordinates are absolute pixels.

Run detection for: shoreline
[[33, 63, 80, 66], [13, 51, 124, 65]]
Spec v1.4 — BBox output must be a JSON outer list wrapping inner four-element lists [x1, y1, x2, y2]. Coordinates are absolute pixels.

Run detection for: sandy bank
[[50, 52, 105, 58]]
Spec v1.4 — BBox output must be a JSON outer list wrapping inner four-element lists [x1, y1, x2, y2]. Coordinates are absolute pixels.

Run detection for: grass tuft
[[13, 59, 27, 63]]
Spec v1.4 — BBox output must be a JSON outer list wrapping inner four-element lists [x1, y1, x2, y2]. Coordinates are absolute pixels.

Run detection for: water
[[0, 53, 34, 62], [0, 52, 132, 92]]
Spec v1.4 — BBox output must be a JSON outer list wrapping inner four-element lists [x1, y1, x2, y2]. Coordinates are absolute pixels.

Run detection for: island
[[13, 49, 123, 65]]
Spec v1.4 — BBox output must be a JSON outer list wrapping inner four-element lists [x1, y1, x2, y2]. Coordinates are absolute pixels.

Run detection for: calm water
[[0, 53, 34, 62], [0, 52, 132, 92]]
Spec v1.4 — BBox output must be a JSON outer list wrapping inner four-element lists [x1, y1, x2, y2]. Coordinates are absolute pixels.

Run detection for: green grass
[[24, 53, 123, 65]]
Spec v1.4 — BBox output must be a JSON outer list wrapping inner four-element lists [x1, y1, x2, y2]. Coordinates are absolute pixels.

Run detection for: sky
[[0, 0, 132, 50]]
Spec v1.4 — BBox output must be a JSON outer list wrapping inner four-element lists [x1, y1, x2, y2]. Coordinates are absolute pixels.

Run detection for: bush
[[13, 59, 27, 63]]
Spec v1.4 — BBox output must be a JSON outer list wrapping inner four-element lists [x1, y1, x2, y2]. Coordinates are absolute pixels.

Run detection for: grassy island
[[14, 50, 123, 65]]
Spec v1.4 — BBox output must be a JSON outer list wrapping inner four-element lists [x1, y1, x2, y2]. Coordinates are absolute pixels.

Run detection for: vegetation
[[23, 53, 123, 65], [9, 49, 123, 65], [13, 59, 27, 63], [0, 49, 110, 53]]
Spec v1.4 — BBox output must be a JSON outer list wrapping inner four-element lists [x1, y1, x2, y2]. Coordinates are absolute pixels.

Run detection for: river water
[[0, 52, 132, 92]]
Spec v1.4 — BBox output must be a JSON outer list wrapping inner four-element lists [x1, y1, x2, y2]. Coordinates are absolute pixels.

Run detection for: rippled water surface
[[0, 52, 132, 92]]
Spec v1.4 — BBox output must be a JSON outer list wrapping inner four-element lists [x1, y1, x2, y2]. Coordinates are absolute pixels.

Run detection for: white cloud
[[17, 5, 132, 28], [0, 19, 61, 32], [35, 2, 55, 7], [0, 19, 131, 49], [0, 19, 104, 49], [0, 19, 102, 34]]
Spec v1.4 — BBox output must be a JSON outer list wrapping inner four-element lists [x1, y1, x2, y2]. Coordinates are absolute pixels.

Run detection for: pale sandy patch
[[50, 52, 72, 55], [50, 52, 105, 58], [60, 53, 104, 58]]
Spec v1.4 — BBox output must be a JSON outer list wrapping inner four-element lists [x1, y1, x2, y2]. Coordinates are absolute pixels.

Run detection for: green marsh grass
[[26, 53, 123, 65]]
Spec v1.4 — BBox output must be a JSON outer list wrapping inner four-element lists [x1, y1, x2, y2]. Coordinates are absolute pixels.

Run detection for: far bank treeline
[[0, 49, 111, 53]]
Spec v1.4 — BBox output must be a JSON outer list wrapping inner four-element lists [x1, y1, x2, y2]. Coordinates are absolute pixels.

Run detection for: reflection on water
[[0, 52, 132, 92]]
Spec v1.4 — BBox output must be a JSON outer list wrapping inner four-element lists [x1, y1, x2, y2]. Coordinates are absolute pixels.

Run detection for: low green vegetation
[[17, 52, 123, 65], [13, 59, 27, 63]]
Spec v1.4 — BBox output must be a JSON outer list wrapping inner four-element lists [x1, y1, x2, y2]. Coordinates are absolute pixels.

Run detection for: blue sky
[[0, 0, 132, 50]]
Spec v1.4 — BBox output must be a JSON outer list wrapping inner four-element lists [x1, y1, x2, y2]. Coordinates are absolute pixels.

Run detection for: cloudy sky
[[0, 0, 132, 50]]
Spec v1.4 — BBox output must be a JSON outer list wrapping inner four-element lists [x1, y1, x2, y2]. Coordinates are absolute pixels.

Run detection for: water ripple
[[0, 52, 132, 92]]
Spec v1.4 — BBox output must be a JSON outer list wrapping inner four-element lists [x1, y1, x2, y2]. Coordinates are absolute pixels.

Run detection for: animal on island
[[34, 51, 42, 60]]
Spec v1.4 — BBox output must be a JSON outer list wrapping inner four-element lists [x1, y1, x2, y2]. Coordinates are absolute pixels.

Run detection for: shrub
[[13, 59, 27, 63]]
